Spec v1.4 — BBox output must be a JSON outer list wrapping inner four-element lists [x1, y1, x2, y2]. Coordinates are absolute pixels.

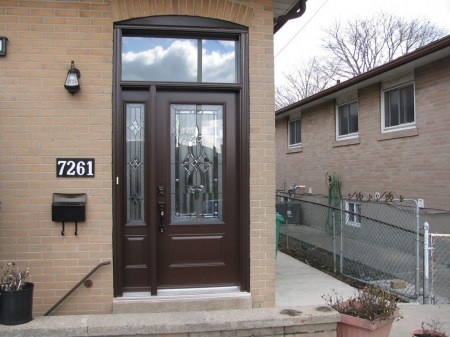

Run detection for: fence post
[[423, 221, 430, 304], [284, 196, 289, 249], [340, 199, 343, 274], [415, 200, 420, 300], [332, 209, 336, 273]]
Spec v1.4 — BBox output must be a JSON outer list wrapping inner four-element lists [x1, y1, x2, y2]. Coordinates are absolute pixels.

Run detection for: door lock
[[158, 186, 166, 196], [158, 202, 165, 233]]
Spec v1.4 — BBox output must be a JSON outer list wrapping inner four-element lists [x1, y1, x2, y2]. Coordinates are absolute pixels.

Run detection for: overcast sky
[[274, 0, 450, 86]]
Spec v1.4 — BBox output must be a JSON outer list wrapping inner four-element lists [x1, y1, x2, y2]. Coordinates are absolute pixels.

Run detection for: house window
[[345, 201, 361, 227], [382, 83, 415, 131], [336, 101, 358, 139], [288, 118, 301, 147]]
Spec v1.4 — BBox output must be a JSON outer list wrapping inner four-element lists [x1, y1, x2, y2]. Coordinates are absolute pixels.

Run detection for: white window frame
[[336, 100, 359, 140], [288, 117, 301, 148], [345, 200, 362, 228], [381, 81, 416, 133]]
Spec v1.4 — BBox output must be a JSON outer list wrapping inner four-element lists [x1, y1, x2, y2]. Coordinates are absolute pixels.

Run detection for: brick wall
[[247, 1, 277, 308], [0, 0, 114, 316], [0, 0, 276, 315], [276, 56, 450, 211]]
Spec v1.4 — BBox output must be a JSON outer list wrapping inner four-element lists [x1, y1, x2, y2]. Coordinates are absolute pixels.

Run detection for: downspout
[[274, 0, 307, 33]]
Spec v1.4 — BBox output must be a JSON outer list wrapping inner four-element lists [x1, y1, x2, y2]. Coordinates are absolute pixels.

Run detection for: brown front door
[[116, 88, 241, 294]]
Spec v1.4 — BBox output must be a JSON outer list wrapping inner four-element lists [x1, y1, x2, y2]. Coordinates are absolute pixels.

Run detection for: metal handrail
[[44, 260, 111, 316]]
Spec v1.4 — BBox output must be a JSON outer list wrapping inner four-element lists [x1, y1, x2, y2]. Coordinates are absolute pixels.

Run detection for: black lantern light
[[64, 60, 81, 94], [0, 36, 8, 56]]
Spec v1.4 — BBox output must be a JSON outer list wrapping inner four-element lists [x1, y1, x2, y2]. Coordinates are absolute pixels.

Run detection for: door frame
[[112, 16, 249, 297]]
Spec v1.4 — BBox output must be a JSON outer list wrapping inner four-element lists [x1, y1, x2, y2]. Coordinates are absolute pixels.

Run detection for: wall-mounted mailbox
[[52, 193, 87, 236]]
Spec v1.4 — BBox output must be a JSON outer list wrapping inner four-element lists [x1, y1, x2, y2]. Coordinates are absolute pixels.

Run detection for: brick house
[[275, 35, 450, 230], [0, 0, 308, 317]]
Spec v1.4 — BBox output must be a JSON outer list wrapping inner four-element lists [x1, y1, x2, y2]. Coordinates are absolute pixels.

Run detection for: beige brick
[[1, 0, 277, 315], [276, 57, 450, 211]]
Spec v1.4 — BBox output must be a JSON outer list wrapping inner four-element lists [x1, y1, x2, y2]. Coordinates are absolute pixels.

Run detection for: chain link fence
[[276, 193, 422, 302], [340, 196, 420, 302], [276, 195, 339, 272], [430, 234, 450, 304]]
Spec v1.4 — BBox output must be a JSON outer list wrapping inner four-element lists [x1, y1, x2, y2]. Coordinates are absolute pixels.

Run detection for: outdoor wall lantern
[[64, 60, 81, 94], [0, 36, 8, 56]]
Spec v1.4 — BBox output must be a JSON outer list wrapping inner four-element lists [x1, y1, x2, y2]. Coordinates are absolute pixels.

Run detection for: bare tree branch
[[275, 12, 448, 109]]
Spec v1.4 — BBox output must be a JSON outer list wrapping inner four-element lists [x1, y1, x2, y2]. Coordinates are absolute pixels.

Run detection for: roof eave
[[275, 35, 450, 119]]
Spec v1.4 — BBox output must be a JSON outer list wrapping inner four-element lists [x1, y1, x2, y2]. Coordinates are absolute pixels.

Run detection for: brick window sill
[[333, 137, 360, 148], [378, 128, 418, 141], [287, 146, 302, 154]]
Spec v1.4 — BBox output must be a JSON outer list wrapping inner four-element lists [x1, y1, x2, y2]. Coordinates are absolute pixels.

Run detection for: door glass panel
[[126, 103, 145, 222], [122, 37, 237, 83], [171, 104, 223, 223]]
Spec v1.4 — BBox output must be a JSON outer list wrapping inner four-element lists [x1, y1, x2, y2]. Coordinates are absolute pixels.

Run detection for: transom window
[[122, 36, 238, 83], [336, 101, 358, 139], [382, 83, 415, 131], [288, 118, 301, 147]]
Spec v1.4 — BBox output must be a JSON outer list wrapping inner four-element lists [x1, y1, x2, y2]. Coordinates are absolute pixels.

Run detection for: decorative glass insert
[[122, 37, 237, 83], [171, 104, 223, 223], [126, 103, 145, 222]]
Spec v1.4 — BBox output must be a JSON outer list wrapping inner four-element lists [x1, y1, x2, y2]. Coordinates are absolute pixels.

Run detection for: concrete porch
[[0, 252, 344, 337], [0, 252, 448, 336], [0, 305, 339, 337]]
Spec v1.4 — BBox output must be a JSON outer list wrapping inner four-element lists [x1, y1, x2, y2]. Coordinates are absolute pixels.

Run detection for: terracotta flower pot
[[336, 313, 394, 337], [411, 329, 446, 337]]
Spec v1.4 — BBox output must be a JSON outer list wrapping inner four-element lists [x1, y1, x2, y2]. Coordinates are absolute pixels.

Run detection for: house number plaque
[[56, 158, 95, 178]]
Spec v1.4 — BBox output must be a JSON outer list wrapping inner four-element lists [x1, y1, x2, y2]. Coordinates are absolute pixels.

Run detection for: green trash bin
[[276, 212, 285, 256]]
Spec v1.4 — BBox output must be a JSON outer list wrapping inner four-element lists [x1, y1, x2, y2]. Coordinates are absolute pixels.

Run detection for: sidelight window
[[125, 103, 145, 222]]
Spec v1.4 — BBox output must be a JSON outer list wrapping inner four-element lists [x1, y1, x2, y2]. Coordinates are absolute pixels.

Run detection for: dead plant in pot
[[411, 320, 447, 337], [0, 262, 34, 325], [322, 286, 399, 337]]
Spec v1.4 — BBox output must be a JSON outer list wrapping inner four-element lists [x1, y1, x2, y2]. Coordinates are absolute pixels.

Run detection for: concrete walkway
[[276, 252, 450, 336], [276, 251, 356, 306]]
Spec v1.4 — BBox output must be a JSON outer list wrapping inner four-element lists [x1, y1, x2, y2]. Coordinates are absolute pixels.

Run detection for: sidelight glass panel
[[126, 103, 145, 222], [170, 104, 223, 223], [122, 37, 237, 83]]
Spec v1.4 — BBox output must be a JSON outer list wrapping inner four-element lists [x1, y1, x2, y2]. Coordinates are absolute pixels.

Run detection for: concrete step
[[0, 305, 340, 337], [113, 287, 252, 313]]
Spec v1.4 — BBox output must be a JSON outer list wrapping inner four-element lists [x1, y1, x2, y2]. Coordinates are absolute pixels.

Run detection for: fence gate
[[340, 197, 420, 302], [430, 233, 450, 304]]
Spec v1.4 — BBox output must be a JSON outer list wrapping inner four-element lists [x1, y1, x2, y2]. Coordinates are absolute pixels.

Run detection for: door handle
[[158, 202, 165, 233]]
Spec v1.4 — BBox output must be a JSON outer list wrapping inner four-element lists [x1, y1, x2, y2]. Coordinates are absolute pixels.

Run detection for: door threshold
[[121, 286, 243, 299], [157, 286, 242, 297]]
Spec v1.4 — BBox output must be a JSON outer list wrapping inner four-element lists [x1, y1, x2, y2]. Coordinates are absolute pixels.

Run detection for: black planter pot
[[0, 282, 34, 325]]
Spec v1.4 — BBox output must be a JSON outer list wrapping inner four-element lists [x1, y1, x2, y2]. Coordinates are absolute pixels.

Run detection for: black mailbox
[[52, 193, 86, 236]]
